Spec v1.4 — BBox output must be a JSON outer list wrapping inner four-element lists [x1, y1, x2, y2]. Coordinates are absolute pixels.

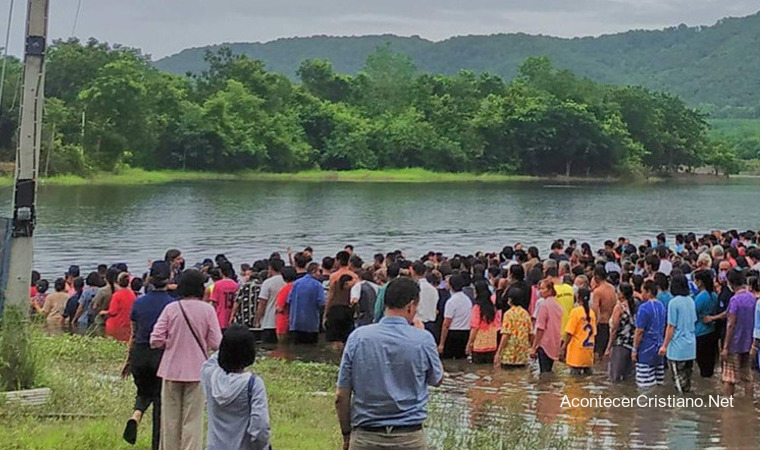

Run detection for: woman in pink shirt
[[466, 280, 502, 364], [151, 269, 222, 450]]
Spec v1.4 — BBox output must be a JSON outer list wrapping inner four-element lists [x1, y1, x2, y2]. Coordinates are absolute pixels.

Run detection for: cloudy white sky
[[1, 0, 758, 59]]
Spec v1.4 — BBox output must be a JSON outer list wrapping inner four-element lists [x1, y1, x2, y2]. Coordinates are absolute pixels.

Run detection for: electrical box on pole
[[4, 0, 49, 311]]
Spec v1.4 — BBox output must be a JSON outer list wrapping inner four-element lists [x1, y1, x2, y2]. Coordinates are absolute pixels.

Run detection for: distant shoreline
[[0, 168, 743, 187]]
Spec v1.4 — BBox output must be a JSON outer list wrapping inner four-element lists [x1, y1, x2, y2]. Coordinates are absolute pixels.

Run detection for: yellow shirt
[[554, 282, 575, 337], [564, 306, 597, 368]]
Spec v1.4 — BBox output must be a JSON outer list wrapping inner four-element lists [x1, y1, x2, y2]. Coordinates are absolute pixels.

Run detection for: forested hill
[[154, 12, 760, 118]]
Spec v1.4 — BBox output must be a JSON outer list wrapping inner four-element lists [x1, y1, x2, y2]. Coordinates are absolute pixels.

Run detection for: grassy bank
[[0, 168, 621, 186], [0, 332, 571, 450]]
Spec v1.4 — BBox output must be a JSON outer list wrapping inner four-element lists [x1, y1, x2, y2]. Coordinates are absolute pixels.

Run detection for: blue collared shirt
[[337, 316, 443, 428], [287, 275, 326, 333]]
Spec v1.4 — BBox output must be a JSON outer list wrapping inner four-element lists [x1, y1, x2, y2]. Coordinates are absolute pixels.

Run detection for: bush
[[0, 306, 37, 391]]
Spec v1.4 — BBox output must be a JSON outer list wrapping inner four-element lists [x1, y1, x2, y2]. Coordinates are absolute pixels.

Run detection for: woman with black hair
[[605, 283, 637, 381], [466, 280, 501, 364], [658, 272, 697, 394], [202, 325, 271, 450], [561, 287, 596, 375], [151, 269, 222, 450], [92, 267, 119, 330], [694, 270, 719, 378]]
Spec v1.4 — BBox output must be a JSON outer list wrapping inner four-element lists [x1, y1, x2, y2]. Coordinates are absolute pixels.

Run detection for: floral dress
[[499, 306, 532, 366]]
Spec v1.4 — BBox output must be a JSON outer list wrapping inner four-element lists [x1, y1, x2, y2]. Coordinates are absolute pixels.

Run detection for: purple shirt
[[727, 291, 756, 354], [151, 299, 223, 382]]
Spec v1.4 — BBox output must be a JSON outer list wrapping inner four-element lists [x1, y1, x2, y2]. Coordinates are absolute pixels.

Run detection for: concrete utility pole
[[4, 0, 49, 311]]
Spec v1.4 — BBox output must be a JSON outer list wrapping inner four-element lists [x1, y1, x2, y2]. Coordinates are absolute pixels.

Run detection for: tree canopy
[[0, 39, 745, 178]]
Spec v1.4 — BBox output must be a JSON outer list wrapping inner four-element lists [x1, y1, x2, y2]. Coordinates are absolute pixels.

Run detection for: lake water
[[4, 178, 760, 278], [16, 178, 760, 448]]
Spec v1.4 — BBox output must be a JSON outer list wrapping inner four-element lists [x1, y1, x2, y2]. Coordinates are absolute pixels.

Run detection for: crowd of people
[[27, 229, 760, 449]]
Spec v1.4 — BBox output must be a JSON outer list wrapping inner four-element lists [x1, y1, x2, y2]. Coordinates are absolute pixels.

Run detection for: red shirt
[[210, 278, 239, 329], [275, 282, 294, 335], [106, 288, 136, 342]]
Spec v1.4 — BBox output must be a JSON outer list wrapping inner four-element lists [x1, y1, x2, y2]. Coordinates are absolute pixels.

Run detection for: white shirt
[[350, 280, 379, 301], [444, 291, 472, 331], [259, 275, 285, 329], [416, 278, 438, 323], [658, 259, 673, 276]]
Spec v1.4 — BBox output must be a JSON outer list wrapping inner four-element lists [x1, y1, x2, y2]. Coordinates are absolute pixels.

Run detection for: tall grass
[[0, 306, 37, 391]]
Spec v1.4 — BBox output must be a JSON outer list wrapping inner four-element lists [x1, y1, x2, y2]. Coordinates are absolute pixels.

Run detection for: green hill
[[154, 12, 760, 118]]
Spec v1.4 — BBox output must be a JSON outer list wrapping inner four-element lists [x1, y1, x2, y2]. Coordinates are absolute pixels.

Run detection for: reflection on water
[[264, 341, 760, 448]]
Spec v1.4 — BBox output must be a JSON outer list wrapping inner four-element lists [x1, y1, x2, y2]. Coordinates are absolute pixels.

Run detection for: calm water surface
[[3, 178, 760, 278], [19, 179, 760, 448]]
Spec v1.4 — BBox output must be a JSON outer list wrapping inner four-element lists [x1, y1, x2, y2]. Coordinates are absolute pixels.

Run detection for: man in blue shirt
[[336, 277, 443, 450], [287, 262, 326, 344]]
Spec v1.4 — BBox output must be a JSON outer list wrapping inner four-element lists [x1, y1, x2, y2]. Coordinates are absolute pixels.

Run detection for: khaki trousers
[[160, 380, 204, 450], [350, 429, 427, 450]]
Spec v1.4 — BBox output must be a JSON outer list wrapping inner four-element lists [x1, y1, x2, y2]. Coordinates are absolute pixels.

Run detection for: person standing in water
[[561, 287, 596, 375], [658, 272, 697, 394]]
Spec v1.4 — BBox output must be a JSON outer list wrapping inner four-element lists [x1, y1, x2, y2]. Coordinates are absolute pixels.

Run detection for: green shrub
[[0, 306, 37, 391]]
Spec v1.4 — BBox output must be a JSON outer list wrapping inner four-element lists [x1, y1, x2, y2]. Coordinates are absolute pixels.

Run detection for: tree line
[[0, 38, 745, 177]]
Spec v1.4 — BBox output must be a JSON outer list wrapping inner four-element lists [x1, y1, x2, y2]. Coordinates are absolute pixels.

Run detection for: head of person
[[303, 246, 314, 259], [344, 245, 354, 255], [411, 261, 427, 280], [336, 251, 350, 268], [543, 259, 558, 278], [218, 324, 256, 373], [105, 267, 119, 290], [617, 283, 636, 313], [693, 269, 714, 293], [288, 252, 305, 270], [726, 267, 747, 290], [268, 258, 285, 276], [116, 272, 130, 289], [384, 277, 420, 323], [131, 277, 143, 294], [85, 271, 102, 288], [642, 280, 658, 300], [321, 256, 335, 273], [509, 264, 525, 282], [645, 254, 660, 273], [539, 279, 556, 299], [219, 261, 235, 279], [73, 277, 85, 293], [386, 262, 401, 280], [281, 266, 297, 283], [576, 287, 591, 322], [177, 269, 206, 299], [149, 261, 171, 290], [165, 249, 183, 268], [36, 279, 49, 294], [31, 270, 40, 287], [53, 278, 66, 293], [66, 265, 80, 283], [349, 256, 364, 272], [306, 262, 321, 277], [573, 274, 589, 290], [669, 272, 690, 296], [448, 274, 466, 293]]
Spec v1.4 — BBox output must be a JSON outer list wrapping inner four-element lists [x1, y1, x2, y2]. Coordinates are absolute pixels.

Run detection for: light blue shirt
[[337, 316, 443, 428], [666, 295, 697, 361]]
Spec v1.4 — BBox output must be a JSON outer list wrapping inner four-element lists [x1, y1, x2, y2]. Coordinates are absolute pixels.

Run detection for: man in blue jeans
[[336, 277, 444, 450]]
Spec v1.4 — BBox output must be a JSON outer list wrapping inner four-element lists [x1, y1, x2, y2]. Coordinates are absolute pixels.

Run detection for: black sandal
[[123, 418, 138, 445]]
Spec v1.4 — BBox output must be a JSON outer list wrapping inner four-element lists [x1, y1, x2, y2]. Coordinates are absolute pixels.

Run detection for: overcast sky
[[1, 0, 758, 59]]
